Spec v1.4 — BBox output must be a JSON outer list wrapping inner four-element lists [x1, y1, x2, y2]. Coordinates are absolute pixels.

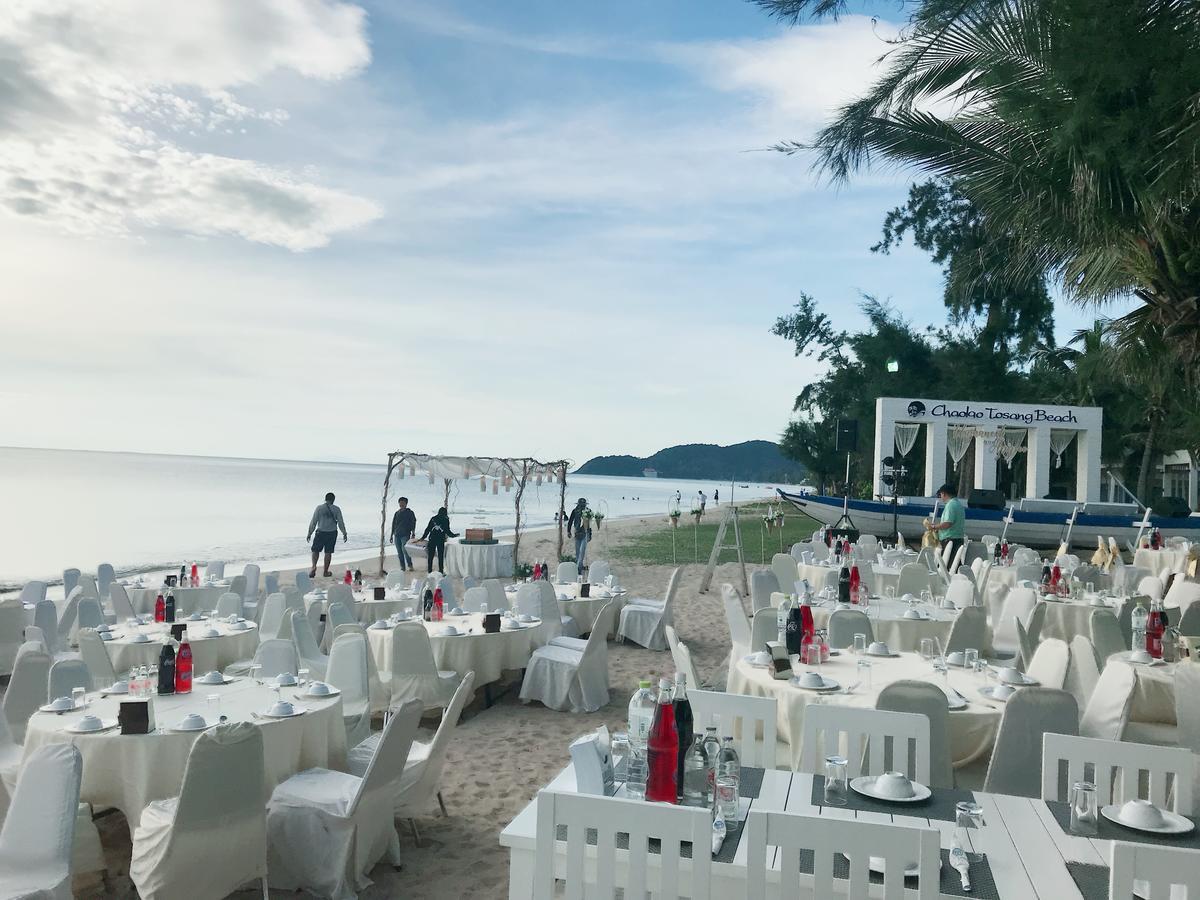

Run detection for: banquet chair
[[616, 567, 680, 651], [587, 560, 611, 584], [75, 597, 104, 637], [749, 570, 779, 613], [1114, 565, 1149, 595], [690, 689, 777, 769], [244, 639, 299, 679], [48, 659, 90, 703], [666, 626, 703, 692], [0, 712, 20, 819], [1109, 843, 1200, 900], [263, 573, 279, 596], [227, 576, 247, 605], [293, 570, 312, 596], [810, 541, 830, 562], [946, 543, 967, 578], [1080, 662, 1137, 741], [129, 723, 267, 900], [327, 582, 356, 615], [1025, 598, 1048, 645], [461, 575, 478, 590], [304, 600, 323, 646], [745, 808, 939, 900], [1165, 578, 1200, 613], [331, 623, 388, 715], [963, 540, 990, 568], [520, 604, 613, 713], [771, 554, 799, 596], [1015, 564, 1044, 584], [215, 591, 243, 619], [384, 571, 406, 589], [109, 583, 139, 624], [77, 629, 117, 690], [535, 790, 712, 900], [722, 585, 752, 682], [1089, 609, 1127, 664], [281, 586, 304, 612], [827, 609, 874, 649], [539, 581, 580, 642], [1072, 563, 1103, 587], [1179, 603, 1200, 636], [1042, 733, 1194, 813], [975, 560, 994, 606], [992, 586, 1037, 658], [944, 578, 975, 610], [1176, 663, 1200, 755], [914, 547, 938, 572], [322, 602, 355, 652], [241, 563, 261, 606], [944, 605, 986, 654], [327, 633, 372, 747], [463, 586, 491, 613], [789, 541, 811, 562], [54, 588, 83, 645], [0, 743, 82, 900], [4, 642, 49, 742], [1137, 574, 1164, 600], [983, 688, 1078, 798], [1063, 635, 1101, 711], [434, 578, 457, 610], [804, 704, 930, 783], [59, 572, 78, 600], [22, 626, 48, 653], [483, 579, 508, 612], [288, 609, 329, 681], [96, 564, 115, 605], [512, 583, 541, 619], [205, 560, 225, 581], [550, 602, 616, 663], [1012, 547, 1039, 568], [1025, 638, 1069, 689], [256, 593, 287, 642], [382, 623, 459, 713], [1015, 619, 1034, 672], [74, 574, 99, 599], [875, 680, 954, 788], [0, 602, 25, 678], [350, 673, 476, 837], [555, 561, 578, 584], [896, 563, 932, 597], [267, 700, 421, 897], [749, 609, 778, 654], [32, 599, 59, 654]]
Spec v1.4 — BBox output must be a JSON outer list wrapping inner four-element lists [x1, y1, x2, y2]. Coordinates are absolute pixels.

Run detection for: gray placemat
[[783, 847, 999, 899], [812, 775, 976, 822], [1046, 801, 1200, 850], [1066, 862, 1109, 900]]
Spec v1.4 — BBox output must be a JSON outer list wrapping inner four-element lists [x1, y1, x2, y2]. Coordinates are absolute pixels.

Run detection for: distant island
[[576, 440, 806, 483]]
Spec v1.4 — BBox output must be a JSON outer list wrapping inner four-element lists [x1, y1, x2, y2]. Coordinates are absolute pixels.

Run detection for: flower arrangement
[[690, 506, 703, 523], [592, 511, 605, 530], [668, 509, 682, 528]]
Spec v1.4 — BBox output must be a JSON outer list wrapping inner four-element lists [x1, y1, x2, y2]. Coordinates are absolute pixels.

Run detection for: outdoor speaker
[[835, 419, 858, 452]]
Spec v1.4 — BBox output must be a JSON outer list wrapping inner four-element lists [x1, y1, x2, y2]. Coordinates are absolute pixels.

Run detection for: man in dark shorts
[[307, 492, 349, 578]]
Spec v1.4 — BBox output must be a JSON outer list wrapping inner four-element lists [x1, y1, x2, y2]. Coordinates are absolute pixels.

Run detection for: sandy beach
[[36, 512, 750, 898]]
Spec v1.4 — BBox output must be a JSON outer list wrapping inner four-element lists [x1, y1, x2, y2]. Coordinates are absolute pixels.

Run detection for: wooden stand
[[700, 503, 748, 595]]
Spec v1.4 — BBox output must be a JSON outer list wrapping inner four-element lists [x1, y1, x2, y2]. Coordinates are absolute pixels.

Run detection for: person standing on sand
[[307, 492, 348, 578], [697, 490, 706, 514], [714, 488, 719, 505], [566, 497, 591, 566], [389, 496, 417, 572], [930, 482, 966, 563], [419, 506, 457, 574]]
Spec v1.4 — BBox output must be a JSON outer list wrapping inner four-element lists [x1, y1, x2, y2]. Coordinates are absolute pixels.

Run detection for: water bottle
[[1132, 601, 1148, 652], [701, 723, 721, 803], [715, 735, 741, 825], [776, 594, 792, 645], [625, 679, 655, 799], [682, 735, 709, 807]]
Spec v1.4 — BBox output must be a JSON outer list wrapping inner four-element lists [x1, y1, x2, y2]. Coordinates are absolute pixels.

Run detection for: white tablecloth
[[103, 620, 259, 675], [727, 652, 1002, 771], [405, 540, 514, 579], [22, 678, 345, 830], [544, 583, 627, 635], [767, 595, 960, 653], [366, 613, 538, 687], [124, 585, 226, 616], [1134, 547, 1192, 575]]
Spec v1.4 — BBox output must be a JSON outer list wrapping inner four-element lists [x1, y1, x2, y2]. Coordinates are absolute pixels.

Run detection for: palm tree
[[758, 0, 1200, 362]]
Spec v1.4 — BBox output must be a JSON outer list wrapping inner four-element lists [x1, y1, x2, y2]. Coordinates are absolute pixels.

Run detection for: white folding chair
[[382, 623, 459, 712], [984, 687, 1078, 797], [801, 704, 930, 783], [130, 723, 268, 900], [288, 609, 329, 681], [520, 604, 612, 713], [3, 642, 50, 743], [267, 700, 421, 898], [555, 561, 578, 584], [0, 743, 83, 899], [745, 809, 939, 900], [689, 689, 776, 768], [327, 633, 372, 747], [827, 609, 874, 649], [534, 790, 711, 900], [616, 567, 679, 651], [1109, 842, 1200, 900], [749, 570, 780, 613], [1025, 637, 1069, 689], [1042, 733, 1194, 813]]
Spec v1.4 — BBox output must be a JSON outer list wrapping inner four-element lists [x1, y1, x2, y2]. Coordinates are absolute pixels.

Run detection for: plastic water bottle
[[715, 736, 741, 825], [626, 679, 655, 799], [776, 594, 792, 645], [701, 723, 721, 803], [1132, 601, 1148, 652]]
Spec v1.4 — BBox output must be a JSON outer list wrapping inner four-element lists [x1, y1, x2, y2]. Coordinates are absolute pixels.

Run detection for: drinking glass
[[953, 801, 985, 855], [856, 658, 872, 690], [715, 775, 740, 825], [71, 686, 86, 709], [853, 633, 868, 656], [885, 585, 896, 604], [1069, 782, 1099, 836], [1086, 582, 1095, 596], [920, 638, 936, 662], [964, 648, 979, 671], [920, 589, 933, 609], [804, 642, 822, 672], [249, 664, 262, 684], [824, 756, 848, 806], [206, 694, 221, 723]]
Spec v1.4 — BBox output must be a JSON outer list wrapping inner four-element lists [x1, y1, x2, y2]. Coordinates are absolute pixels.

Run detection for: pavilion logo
[[906, 401, 927, 418]]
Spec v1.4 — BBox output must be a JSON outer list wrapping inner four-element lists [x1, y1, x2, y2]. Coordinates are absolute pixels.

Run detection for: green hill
[[576, 440, 806, 483]]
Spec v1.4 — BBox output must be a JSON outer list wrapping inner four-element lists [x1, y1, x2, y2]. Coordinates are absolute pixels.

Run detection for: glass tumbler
[[953, 801, 985, 855], [964, 648, 979, 671], [824, 756, 848, 806], [853, 633, 868, 656], [856, 657, 873, 690], [71, 686, 86, 709], [920, 638, 936, 661], [1069, 782, 1099, 836]]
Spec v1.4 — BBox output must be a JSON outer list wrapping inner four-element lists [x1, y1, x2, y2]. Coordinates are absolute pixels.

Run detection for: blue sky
[[0, 1, 1121, 465]]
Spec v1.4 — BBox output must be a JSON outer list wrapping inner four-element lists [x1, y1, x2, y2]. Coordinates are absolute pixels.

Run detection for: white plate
[[259, 706, 308, 719], [127, 634, 152, 643], [171, 720, 216, 733], [39, 700, 82, 713], [996, 672, 1039, 686], [195, 674, 234, 685], [867, 649, 900, 658], [742, 655, 772, 669], [789, 676, 840, 692], [65, 718, 119, 734], [849, 776, 933, 803], [1123, 654, 1166, 667], [1100, 804, 1195, 835]]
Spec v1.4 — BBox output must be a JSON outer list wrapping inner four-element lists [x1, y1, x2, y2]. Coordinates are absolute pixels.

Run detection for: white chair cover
[[281, 586, 304, 612], [587, 560, 611, 584], [748, 609, 778, 654], [0, 743, 82, 900], [77, 628, 117, 688], [944, 605, 987, 653], [983, 687, 1078, 798], [205, 561, 226, 580], [75, 597, 104, 638], [666, 627, 703, 692], [770, 554, 799, 596], [327, 634, 372, 747], [993, 586, 1036, 657], [130, 723, 267, 900], [242, 563, 261, 603], [1138, 574, 1164, 600], [289, 609, 329, 681], [1176, 663, 1200, 755], [516, 583, 542, 619], [463, 586, 491, 613], [264, 573, 279, 596], [383, 623, 459, 711], [48, 659, 90, 702], [1025, 600, 1047, 647], [1165, 578, 1200, 613], [215, 592, 243, 619], [616, 568, 679, 651], [749, 570, 780, 613], [1025, 638, 1069, 689], [874, 680, 953, 788], [483, 579, 508, 612], [22, 625, 47, 652], [322, 602, 355, 652], [109, 583, 139, 624], [267, 700, 420, 898], [384, 571, 405, 589], [327, 583, 356, 618], [0, 712, 20, 820], [827, 609, 874, 649], [257, 593, 287, 642], [1179, 604, 1200, 636], [245, 639, 299, 678], [722, 584, 752, 686], [96, 564, 115, 604], [0, 603, 24, 677], [1080, 662, 1136, 740], [305, 600, 324, 648], [520, 603, 613, 713], [555, 561, 578, 584], [537, 581, 576, 642], [1089, 609, 1126, 663], [1063, 635, 1101, 711], [945, 578, 974, 609], [294, 571, 313, 596], [896, 563, 932, 596], [4, 642, 50, 743], [33, 599, 59, 654]]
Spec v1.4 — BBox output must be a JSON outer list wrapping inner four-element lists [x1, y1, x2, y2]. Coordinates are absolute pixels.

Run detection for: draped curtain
[[947, 426, 974, 470], [894, 423, 920, 457], [1050, 429, 1077, 468]]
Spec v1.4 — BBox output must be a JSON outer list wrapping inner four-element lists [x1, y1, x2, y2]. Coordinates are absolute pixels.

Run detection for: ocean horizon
[[0, 446, 795, 590]]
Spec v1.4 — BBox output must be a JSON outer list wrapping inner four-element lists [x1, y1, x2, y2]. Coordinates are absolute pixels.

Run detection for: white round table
[[305, 589, 415, 624], [1134, 547, 1192, 575], [21, 678, 345, 831], [727, 651, 1003, 771], [366, 613, 539, 687], [123, 584, 227, 616], [102, 620, 258, 675], [403, 540, 514, 578], [768, 595, 959, 653]]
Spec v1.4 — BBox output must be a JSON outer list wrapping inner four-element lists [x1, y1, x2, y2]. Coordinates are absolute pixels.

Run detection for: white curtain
[[894, 423, 920, 458], [997, 428, 1027, 466], [1050, 429, 1077, 468], [948, 426, 974, 470]]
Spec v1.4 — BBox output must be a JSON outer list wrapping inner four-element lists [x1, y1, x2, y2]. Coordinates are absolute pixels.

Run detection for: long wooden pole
[[557, 463, 567, 562], [378, 454, 397, 576]]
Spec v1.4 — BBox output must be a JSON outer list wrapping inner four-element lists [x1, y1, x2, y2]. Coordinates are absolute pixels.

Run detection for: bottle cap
[[659, 677, 671, 690], [639, 679, 652, 689]]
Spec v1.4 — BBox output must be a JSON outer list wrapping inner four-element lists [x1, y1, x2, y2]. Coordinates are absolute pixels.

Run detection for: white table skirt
[[366, 613, 538, 687], [124, 585, 226, 616], [405, 540, 514, 579], [727, 653, 1002, 771], [1134, 547, 1192, 575], [22, 678, 345, 830], [104, 621, 259, 675], [768, 594, 959, 653]]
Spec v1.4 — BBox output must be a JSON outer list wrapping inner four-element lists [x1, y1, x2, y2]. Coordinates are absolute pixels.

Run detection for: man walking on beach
[[307, 492, 348, 578], [566, 497, 591, 567], [389, 497, 417, 572], [698, 490, 706, 514]]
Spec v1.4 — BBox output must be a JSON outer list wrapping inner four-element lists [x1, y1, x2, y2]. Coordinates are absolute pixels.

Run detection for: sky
[[0, 0, 1122, 467]]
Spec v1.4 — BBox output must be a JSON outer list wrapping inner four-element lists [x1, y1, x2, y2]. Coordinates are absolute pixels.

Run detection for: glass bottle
[[849, 564, 861, 604], [157, 642, 176, 695], [433, 586, 444, 622], [1146, 596, 1167, 658], [164, 589, 176, 623], [190, 563, 199, 587], [673, 673, 693, 802], [838, 563, 851, 604], [154, 592, 165, 623], [682, 734, 709, 807], [645, 678, 678, 803], [1132, 600, 1148, 651], [776, 593, 792, 645], [714, 736, 741, 825], [175, 628, 193, 694]]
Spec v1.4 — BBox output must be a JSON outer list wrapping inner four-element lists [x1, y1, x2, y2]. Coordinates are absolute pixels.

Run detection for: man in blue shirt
[[931, 482, 966, 564]]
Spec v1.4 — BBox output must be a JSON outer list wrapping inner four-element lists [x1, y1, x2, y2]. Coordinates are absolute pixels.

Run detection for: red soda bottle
[[1146, 597, 1167, 658], [344, 568, 352, 584], [849, 564, 861, 604], [799, 598, 815, 662], [433, 586, 444, 622], [154, 592, 165, 623], [645, 678, 679, 803], [533, 561, 542, 581], [190, 563, 199, 587], [175, 629, 193, 694]]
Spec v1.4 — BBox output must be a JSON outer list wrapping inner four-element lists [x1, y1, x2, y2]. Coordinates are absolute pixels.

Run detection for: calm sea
[[0, 447, 791, 589]]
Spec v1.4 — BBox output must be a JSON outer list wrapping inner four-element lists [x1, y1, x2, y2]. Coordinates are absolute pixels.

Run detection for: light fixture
[[886, 358, 899, 373]]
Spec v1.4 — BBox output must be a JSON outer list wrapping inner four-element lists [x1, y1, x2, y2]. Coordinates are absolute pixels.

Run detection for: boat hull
[[779, 491, 1200, 550]]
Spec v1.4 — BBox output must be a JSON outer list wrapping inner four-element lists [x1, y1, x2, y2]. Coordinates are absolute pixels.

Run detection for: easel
[[700, 480, 748, 595]]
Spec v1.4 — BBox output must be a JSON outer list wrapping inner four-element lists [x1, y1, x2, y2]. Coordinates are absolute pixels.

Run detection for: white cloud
[[0, 0, 379, 250]]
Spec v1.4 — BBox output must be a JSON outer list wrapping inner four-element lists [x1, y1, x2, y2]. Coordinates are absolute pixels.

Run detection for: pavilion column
[[974, 433, 998, 491], [925, 421, 947, 496], [1025, 424, 1052, 501], [874, 416, 896, 496], [1076, 429, 1102, 501]]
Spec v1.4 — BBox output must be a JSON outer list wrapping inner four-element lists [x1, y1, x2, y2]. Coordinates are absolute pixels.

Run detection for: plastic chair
[[0, 743, 83, 899], [983, 687, 1078, 797], [1042, 733, 1193, 813], [802, 704, 930, 783], [875, 680, 954, 788], [691, 689, 777, 768], [827, 608, 874, 649], [1108, 842, 1200, 900]]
